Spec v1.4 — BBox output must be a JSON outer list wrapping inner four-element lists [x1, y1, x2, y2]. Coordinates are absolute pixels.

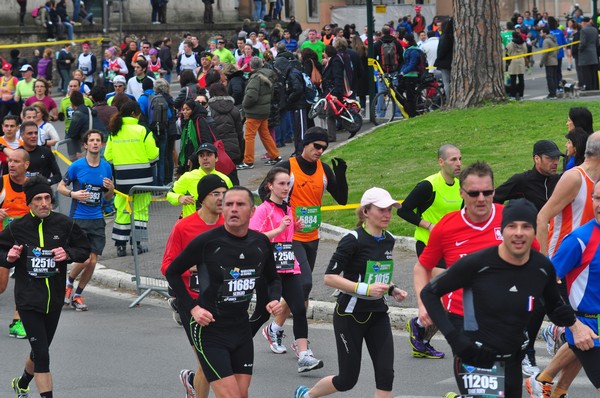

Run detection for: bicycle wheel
[[370, 91, 402, 126], [416, 84, 444, 115], [342, 112, 363, 136], [308, 99, 326, 119]]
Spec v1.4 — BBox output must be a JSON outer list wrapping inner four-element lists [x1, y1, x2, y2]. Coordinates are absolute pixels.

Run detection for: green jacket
[[167, 168, 233, 217], [242, 68, 276, 120]]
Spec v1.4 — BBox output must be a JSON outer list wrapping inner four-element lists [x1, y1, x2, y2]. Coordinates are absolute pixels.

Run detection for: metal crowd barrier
[[128, 185, 180, 307]]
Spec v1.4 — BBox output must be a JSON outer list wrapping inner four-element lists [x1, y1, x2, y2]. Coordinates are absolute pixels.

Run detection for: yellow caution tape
[[503, 40, 579, 61], [0, 37, 108, 49]]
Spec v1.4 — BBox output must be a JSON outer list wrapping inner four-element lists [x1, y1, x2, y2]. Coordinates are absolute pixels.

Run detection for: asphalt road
[[1, 284, 598, 397]]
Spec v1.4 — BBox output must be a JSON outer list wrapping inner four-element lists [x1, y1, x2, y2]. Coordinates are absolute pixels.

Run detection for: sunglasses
[[199, 101, 208, 106], [462, 189, 494, 198], [113, 84, 124, 88], [313, 143, 328, 151]]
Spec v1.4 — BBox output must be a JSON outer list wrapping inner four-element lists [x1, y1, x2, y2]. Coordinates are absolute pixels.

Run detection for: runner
[[161, 174, 228, 398], [57, 130, 114, 311], [397, 143, 462, 359], [294, 187, 408, 398], [421, 199, 595, 398], [249, 167, 323, 372], [165, 187, 283, 398], [258, 127, 348, 355], [0, 176, 90, 398]]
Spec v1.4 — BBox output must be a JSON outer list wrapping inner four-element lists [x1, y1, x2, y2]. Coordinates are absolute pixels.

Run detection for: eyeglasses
[[142, 46, 150, 49], [209, 191, 226, 197], [218, 41, 225, 44], [462, 189, 494, 198], [313, 143, 328, 151], [199, 101, 207, 106], [113, 84, 124, 88]]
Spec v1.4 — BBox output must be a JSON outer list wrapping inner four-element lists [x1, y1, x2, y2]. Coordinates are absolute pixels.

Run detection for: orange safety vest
[[289, 157, 327, 242], [0, 174, 28, 231]]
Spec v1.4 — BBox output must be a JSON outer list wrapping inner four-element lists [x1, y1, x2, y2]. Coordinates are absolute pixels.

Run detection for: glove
[[331, 157, 347, 175], [446, 330, 497, 369]]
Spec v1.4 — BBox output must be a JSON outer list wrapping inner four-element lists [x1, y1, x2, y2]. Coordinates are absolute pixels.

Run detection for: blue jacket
[[550, 28, 567, 59], [400, 46, 422, 76]]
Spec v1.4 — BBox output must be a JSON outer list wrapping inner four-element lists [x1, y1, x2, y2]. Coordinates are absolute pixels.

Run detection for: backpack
[[291, 69, 317, 104], [309, 59, 322, 88], [416, 49, 428, 74], [148, 94, 169, 135], [380, 41, 399, 72], [31, 5, 41, 18]]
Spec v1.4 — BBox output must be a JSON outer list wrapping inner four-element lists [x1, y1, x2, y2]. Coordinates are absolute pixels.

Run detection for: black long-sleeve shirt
[[421, 247, 574, 354], [165, 226, 282, 327], [493, 166, 560, 211], [23, 145, 62, 185]]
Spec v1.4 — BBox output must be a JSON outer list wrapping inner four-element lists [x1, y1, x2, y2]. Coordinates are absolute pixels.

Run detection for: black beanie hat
[[196, 174, 228, 205], [24, 176, 53, 205], [501, 198, 538, 232]]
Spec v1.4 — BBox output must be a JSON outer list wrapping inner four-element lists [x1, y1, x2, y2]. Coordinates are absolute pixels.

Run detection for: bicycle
[[369, 58, 444, 126], [308, 91, 363, 137]]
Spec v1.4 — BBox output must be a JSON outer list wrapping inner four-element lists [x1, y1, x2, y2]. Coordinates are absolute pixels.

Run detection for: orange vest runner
[[289, 157, 327, 242], [0, 175, 28, 231]]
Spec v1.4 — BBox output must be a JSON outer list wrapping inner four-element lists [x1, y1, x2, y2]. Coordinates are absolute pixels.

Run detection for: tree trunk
[[448, 0, 506, 108]]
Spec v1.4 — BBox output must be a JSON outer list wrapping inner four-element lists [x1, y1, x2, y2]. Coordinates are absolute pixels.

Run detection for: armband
[[355, 282, 369, 296]]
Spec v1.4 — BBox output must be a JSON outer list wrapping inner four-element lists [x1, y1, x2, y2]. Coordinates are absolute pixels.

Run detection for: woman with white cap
[[294, 187, 408, 398]]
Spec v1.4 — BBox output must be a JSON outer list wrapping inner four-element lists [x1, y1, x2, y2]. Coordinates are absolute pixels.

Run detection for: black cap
[[194, 143, 218, 156], [533, 140, 564, 157], [196, 174, 228, 204], [501, 198, 538, 232]]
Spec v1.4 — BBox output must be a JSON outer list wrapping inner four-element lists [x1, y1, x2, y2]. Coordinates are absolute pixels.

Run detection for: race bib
[[364, 260, 394, 285], [25, 171, 40, 178], [218, 266, 257, 303], [296, 206, 321, 232], [82, 184, 102, 206], [25, 246, 58, 278], [189, 271, 199, 292], [106, 70, 117, 80], [458, 360, 506, 397], [272, 242, 294, 271]]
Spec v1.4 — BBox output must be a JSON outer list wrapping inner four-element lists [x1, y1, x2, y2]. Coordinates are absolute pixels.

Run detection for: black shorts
[[74, 218, 106, 255], [570, 344, 600, 388], [189, 319, 254, 382]]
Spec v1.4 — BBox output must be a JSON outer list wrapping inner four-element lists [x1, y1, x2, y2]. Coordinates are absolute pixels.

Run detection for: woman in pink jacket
[[248, 167, 324, 373]]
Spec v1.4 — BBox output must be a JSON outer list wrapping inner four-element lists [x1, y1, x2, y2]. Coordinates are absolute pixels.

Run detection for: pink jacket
[[250, 200, 300, 274]]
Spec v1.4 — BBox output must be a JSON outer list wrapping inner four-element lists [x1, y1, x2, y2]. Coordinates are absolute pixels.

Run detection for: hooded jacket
[[67, 105, 106, 140], [540, 34, 558, 67], [373, 34, 404, 72], [242, 67, 277, 120], [208, 95, 244, 162]]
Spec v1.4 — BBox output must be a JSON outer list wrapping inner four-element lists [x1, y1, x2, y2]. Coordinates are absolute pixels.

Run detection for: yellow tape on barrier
[[0, 37, 108, 49], [502, 40, 579, 61], [51, 147, 132, 213]]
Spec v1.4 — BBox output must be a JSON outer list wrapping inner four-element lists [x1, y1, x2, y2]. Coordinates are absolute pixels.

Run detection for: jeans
[[252, 0, 263, 21], [545, 65, 558, 96], [155, 133, 167, 186], [59, 68, 71, 93], [376, 74, 401, 117], [72, 0, 81, 21], [279, 110, 293, 142], [509, 74, 524, 98], [62, 22, 74, 40]]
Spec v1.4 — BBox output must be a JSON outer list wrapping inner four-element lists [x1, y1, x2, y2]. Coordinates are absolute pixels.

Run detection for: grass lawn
[[320, 100, 600, 237]]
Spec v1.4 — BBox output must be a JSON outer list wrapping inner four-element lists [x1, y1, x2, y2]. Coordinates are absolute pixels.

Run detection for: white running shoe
[[297, 354, 324, 373], [262, 325, 287, 354], [525, 373, 553, 398], [522, 355, 540, 377], [179, 369, 196, 398], [291, 339, 313, 358]]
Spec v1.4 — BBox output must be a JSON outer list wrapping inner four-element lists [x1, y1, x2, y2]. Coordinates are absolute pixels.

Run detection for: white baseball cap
[[113, 75, 126, 84], [360, 187, 401, 208]]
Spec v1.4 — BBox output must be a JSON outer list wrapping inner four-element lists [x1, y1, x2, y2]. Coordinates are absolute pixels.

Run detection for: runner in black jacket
[[0, 176, 90, 398]]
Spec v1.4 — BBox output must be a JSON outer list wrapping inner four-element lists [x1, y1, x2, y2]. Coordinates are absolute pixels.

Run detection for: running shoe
[[297, 354, 324, 373], [525, 373, 553, 398], [407, 317, 444, 358], [265, 156, 282, 165], [262, 324, 287, 354], [260, 153, 269, 160], [541, 324, 557, 356], [116, 245, 127, 257], [293, 385, 309, 398], [64, 285, 73, 306], [9, 319, 26, 339], [11, 376, 30, 398], [444, 393, 459, 398], [179, 369, 196, 398], [522, 354, 540, 377], [168, 298, 182, 326], [236, 163, 254, 170], [291, 340, 313, 358], [71, 295, 89, 311]]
